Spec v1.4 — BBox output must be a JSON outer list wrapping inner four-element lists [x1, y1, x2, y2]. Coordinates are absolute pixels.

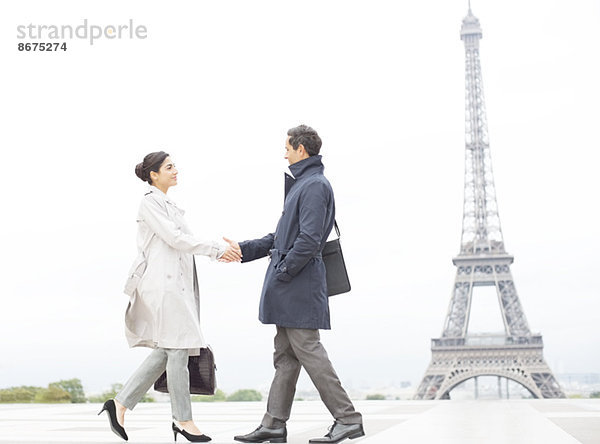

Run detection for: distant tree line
[[6, 381, 597, 403], [87, 383, 155, 403], [0, 379, 86, 404], [0, 379, 263, 403], [192, 389, 262, 402]]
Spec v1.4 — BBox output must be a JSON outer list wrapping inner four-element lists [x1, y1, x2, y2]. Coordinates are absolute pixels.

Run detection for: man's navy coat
[[239, 155, 335, 330]]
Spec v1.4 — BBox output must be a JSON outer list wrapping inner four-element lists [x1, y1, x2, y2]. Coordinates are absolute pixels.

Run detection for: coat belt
[[269, 248, 322, 259]]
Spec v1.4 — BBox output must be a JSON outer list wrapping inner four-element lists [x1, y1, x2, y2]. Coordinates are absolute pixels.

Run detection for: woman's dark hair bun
[[135, 162, 146, 181], [135, 151, 169, 185]]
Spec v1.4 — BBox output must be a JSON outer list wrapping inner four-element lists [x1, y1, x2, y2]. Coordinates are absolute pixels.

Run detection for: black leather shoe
[[98, 399, 128, 441], [172, 422, 212, 442], [234, 425, 287, 443], [309, 422, 365, 443]]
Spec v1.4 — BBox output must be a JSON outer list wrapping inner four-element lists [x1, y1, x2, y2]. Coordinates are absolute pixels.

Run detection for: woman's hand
[[220, 237, 242, 262]]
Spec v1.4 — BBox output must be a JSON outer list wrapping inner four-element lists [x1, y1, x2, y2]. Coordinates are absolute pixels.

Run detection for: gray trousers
[[262, 326, 362, 428], [115, 348, 192, 421]]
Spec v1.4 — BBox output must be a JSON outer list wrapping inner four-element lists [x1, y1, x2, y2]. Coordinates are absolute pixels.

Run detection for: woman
[[99, 151, 241, 442]]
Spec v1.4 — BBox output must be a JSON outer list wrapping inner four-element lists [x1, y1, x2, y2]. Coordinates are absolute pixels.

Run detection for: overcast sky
[[1, 0, 599, 396]]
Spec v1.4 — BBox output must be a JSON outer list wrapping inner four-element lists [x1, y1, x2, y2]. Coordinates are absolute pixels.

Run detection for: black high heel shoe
[[98, 399, 128, 441], [172, 422, 212, 442]]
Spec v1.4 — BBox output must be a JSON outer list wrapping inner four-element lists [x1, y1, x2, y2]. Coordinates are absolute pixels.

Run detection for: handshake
[[219, 237, 242, 263]]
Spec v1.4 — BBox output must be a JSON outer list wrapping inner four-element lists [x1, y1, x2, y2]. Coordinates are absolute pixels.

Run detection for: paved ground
[[0, 399, 599, 443]]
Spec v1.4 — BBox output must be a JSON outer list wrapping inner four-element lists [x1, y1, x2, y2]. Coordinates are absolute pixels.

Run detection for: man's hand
[[219, 237, 242, 263]]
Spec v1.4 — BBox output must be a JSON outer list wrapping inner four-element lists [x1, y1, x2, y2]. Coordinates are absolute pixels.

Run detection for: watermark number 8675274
[[18, 42, 67, 51]]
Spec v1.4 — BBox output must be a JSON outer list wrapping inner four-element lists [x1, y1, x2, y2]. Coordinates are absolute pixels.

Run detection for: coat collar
[[288, 154, 324, 180], [285, 155, 324, 197], [146, 185, 177, 206]]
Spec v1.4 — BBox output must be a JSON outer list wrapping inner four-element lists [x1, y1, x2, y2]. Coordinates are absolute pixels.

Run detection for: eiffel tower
[[414, 5, 565, 400]]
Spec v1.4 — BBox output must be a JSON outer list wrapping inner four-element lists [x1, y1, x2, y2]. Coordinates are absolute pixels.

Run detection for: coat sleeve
[[239, 233, 275, 263], [140, 195, 225, 260], [275, 181, 330, 281]]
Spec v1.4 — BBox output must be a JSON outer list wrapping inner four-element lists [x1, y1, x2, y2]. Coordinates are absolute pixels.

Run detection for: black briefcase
[[322, 222, 351, 296], [154, 347, 216, 395]]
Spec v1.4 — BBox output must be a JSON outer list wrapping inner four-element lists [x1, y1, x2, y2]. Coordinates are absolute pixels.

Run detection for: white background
[[0, 0, 599, 395]]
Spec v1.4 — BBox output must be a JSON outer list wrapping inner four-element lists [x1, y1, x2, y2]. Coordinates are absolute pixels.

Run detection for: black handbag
[[322, 221, 351, 296], [153, 347, 217, 395]]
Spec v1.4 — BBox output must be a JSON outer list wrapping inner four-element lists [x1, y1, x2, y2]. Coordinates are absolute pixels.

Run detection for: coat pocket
[[270, 249, 289, 268], [124, 253, 147, 296]]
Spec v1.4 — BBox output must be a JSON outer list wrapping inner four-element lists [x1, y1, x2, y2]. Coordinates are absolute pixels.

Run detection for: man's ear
[[298, 144, 306, 156]]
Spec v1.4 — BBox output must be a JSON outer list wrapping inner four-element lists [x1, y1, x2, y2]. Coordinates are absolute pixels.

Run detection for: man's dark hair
[[287, 124, 322, 156]]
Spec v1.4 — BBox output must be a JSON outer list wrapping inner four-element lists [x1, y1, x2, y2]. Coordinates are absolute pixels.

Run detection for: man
[[223, 125, 364, 444]]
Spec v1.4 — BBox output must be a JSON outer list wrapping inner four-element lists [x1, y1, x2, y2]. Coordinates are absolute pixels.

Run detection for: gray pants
[[115, 348, 192, 421], [262, 326, 362, 428]]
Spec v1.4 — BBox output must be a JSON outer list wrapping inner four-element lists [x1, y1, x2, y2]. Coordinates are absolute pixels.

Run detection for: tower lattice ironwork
[[414, 5, 564, 400]]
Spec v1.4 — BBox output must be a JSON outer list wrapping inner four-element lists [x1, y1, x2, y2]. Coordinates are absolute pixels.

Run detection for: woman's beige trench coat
[[123, 186, 225, 350]]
